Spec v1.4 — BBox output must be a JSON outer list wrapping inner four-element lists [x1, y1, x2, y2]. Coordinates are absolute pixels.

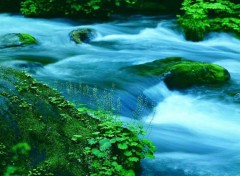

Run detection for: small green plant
[[83, 114, 156, 176], [75, 85, 156, 176], [27, 162, 54, 176]]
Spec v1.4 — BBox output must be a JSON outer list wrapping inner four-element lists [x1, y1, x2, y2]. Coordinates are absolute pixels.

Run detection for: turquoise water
[[1, 14, 240, 176]]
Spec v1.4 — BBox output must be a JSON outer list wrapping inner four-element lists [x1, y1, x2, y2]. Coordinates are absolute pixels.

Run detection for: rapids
[[1, 13, 240, 176]]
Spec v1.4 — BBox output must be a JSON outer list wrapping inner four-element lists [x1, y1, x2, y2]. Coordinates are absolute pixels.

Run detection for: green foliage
[[74, 84, 156, 175], [20, 0, 138, 18], [27, 162, 54, 176], [3, 142, 31, 176], [178, 0, 240, 41], [82, 109, 156, 176]]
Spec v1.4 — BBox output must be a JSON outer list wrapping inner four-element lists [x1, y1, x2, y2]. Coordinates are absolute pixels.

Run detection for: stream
[[1, 13, 240, 176]]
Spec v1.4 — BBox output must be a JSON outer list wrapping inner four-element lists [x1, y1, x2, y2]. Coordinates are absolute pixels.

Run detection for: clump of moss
[[0, 33, 37, 48], [18, 33, 38, 45], [69, 28, 96, 44]]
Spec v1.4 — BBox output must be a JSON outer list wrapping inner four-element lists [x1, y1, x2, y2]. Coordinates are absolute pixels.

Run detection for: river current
[[1, 13, 240, 176]]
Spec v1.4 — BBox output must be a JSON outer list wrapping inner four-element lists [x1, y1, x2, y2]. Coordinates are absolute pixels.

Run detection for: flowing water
[[1, 13, 240, 176]]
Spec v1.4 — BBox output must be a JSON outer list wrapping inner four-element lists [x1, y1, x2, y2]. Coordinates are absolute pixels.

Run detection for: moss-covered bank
[[0, 67, 155, 176], [0, 67, 98, 175]]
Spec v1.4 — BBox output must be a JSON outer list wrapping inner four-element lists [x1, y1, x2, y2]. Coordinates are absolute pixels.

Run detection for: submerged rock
[[0, 33, 37, 48], [127, 57, 230, 89], [69, 28, 96, 44]]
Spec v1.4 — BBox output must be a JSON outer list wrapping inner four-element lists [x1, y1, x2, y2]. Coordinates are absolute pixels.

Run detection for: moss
[[17, 33, 38, 45], [165, 62, 230, 89], [69, 28, 96, 44], [126, 57, 230, 89], [0, 33, 37, 48], [0, 67, 98, 175]]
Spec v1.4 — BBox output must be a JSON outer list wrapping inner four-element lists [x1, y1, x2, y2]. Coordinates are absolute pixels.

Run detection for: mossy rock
[[0, 33, 37, 48], [0, 67, 98, 175], [127, 57, 230, 89], [69, 28, 96, 44]]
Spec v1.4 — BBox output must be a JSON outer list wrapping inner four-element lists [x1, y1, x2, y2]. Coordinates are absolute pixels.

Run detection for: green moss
[[0, 67, 98, 175], [69, 28, 96, 44], [18, 33, 38, 45], [126, 57, 230, 89], [165, 62, 230, 89], [0, 33, 37, 48]]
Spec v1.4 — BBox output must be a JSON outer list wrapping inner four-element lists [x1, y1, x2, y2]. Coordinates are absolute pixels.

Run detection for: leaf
[[92, 131, 100, 135], [117, 143, 128, 150], [124, 169, 135, 176], [128, 157, 139, 162], [99, 138, 111, 151], [88, 138, 97, 145], [71, 135, 82, 142], [145, 153, 155, 159], [92, 148, 106, 158], [124, 151, 132, 157], [130, 141, 139, 146], [115, 1, 120, 6], [92, 5, 100, 10]]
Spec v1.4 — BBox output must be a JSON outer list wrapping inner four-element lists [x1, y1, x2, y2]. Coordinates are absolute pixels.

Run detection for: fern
[[178, 0, 240, 41]]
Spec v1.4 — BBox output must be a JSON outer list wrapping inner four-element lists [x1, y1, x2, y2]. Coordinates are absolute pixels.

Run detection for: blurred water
[[1, 13, 240, 176]]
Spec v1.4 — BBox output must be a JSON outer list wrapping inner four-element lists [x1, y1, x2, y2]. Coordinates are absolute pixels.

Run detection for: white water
[[1, 14, 240, 176]]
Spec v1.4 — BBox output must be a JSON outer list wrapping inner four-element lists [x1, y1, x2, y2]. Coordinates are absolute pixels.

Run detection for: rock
[[127, 57, 230, 89], [0, 33, 37, 48], [69, 28, 96, 44]]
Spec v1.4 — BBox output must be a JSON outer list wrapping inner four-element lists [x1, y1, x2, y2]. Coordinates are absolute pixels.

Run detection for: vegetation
[[20, 0, 138, 18], [177, 0, 240, 41], [0, 0, 182, 17], [0, 67, 155, 176], [0, 0, 239, 42]]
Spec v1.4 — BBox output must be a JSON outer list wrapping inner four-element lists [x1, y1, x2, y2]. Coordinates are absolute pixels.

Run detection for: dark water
[[1, 13, 240, 176]]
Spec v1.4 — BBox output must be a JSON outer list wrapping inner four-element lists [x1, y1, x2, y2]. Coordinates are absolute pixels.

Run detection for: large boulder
[[69, 28, 96, 44], [0, 33, 37, 48], [127, 57, 230, 89]]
